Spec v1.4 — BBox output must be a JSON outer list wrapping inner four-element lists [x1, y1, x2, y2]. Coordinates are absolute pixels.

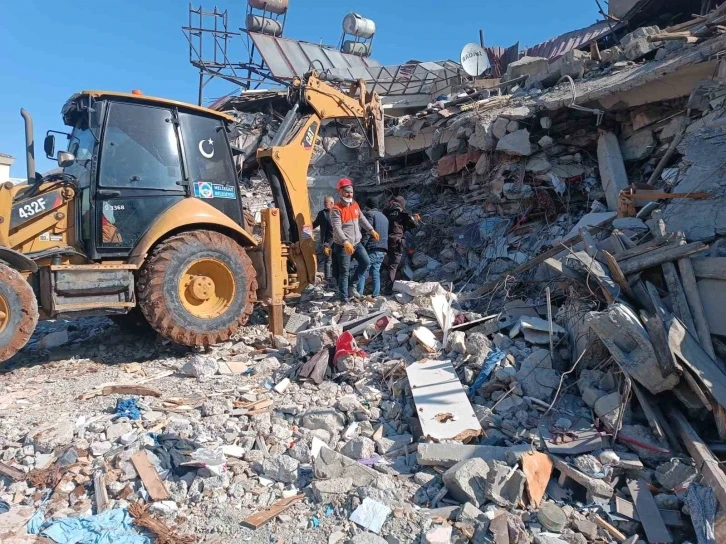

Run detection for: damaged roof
[[526, 19, 624, 61]]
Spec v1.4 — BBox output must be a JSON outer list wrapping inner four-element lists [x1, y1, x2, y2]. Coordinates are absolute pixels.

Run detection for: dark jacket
[[361, 209, 389, 252], [313, 209, 333, 244], [384, 197, 416, 239]]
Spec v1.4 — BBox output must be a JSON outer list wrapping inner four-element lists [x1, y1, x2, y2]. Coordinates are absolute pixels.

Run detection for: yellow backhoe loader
[[0, 72, 383, 364]]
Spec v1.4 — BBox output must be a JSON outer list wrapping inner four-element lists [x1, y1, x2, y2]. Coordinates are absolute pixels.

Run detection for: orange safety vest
[[333, 201, 362, 223]]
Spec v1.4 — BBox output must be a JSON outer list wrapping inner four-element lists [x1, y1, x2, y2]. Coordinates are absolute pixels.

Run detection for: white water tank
[[246, 14, 283, 36], [343, 41, 371, 57], [342, 13, 376, 39], [248, 0, 289, 15]]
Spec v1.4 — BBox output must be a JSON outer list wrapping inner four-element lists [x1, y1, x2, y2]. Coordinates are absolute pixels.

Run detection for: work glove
[[343, 241, 355, 255], [371, 230, 380, 242], [324, 246, 332, 257]]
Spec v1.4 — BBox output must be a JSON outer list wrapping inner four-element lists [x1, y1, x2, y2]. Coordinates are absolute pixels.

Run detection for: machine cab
[[47, 91, 243, 260]]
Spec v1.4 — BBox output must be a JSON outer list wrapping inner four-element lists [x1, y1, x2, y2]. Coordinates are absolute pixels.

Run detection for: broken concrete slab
[[417, 443, 531, 468], [492, 117, 510, 140], [484, 462, 526, 508], [505, 56, 549, 81], [501, 106, 535, 120], [497, 129, 533, 157], [621, 26, 662, 61], [550, 456, 614, 499], [516, 349, 561, 401], [29, 420, 74, 454], [585, 303, 679, 395], [620, 129, 656, 161], [295, 325, 342, 356], [598, 131, 630, 211], [469, 122, 496, 151], [314, 445, 379, 487], [406, 359, 482, 441], [312, 477, 353, 503], [443, 458, 490, 507]]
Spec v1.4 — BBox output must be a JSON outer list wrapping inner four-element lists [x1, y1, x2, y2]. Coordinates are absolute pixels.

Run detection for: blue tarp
[[469, 348, 506, 398], [35, 509, 150, 544]]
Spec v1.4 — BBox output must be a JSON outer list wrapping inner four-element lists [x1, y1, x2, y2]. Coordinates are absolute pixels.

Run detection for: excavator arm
[[256, 71, 383, 332]]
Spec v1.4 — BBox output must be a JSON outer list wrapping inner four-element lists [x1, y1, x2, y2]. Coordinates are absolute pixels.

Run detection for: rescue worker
[[383, 196, 419, 294], [357, 199, 389, 298], [313, 196, 335, 282], [330, 178, 380, 302]]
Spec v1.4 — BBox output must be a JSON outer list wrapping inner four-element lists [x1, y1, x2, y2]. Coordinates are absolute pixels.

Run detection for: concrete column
[[597, 131, 630, 211]]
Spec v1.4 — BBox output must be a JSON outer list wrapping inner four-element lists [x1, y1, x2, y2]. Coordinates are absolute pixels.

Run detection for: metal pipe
[[20, 109, 35, 183]]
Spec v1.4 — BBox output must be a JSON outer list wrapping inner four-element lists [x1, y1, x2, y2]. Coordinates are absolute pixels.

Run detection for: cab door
[[177, 112, 242, 225], [94, 101, 186, 257]]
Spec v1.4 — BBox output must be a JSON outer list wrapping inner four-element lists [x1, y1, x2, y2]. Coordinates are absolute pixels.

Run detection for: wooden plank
[[662, 261, 696, 333], [630, 383, 666, 440], [241, 494, 305, 529], [691, 257, 726, 280], [628, 478, 673, 543], [619, 242, 707, 275], [613, 229, 638, 250], [667, 316, 726, 409], [603, 250, 637, 300], [678, 257, 718, 359], [666, 406, 726, 510], [615, 497, 685, 527], [579, 227, 601, 259], [681, 368, 713, 411], [101, 385, 161, 397], [697, 278, 726, 336], [594, 514, 627, 542], [94, 473, 109, 513], [131, 451, 169, 501], [463, 215, 616, 299], [643, 282, 680, 377], [544, 258, 588, 286], [568, 251, 619, 303], [0, 461, 25, 481], [406, 359, 482, 441], [614, 236, 674, 263]]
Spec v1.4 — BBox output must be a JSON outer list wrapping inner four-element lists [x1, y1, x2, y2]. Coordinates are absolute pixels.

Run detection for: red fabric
[[332, 331, 367, 368]]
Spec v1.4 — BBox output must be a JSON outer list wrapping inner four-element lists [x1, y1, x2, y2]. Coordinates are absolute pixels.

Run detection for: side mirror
[[44, 134, 56, 159], [57, 151, 75, 168]]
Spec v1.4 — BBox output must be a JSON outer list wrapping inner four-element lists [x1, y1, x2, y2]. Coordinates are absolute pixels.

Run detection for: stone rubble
[[5, 4, 726, 544]]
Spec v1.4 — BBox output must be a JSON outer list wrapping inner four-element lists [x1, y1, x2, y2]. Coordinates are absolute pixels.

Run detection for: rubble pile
[[5, 4, 726, 544]]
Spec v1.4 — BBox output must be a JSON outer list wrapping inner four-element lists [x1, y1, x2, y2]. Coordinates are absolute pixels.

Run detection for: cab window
[[179, 112, 236, 185], [99, 102, 182, 190]]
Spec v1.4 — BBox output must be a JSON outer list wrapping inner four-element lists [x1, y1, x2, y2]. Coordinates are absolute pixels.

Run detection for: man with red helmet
[[330, 178, 380, 302]]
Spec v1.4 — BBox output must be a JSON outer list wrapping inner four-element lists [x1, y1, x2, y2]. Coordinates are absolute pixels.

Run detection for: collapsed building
[[6, 1, 726, 544]]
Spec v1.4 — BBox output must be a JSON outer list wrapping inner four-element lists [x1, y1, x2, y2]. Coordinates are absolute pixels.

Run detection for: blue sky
[[0, 0, 600, 175]]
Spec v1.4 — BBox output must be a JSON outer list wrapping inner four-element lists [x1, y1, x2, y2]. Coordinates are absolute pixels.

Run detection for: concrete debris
[[496, 129, 533, 156], [6, 4, 726, 544]]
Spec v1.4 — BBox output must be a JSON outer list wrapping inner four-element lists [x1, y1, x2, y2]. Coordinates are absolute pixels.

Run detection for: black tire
[[137, 230, 257, 347], [0, 263, 39, 364]]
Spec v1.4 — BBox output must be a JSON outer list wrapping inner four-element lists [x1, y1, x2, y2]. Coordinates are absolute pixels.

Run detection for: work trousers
[[357, 250, 385, 297], [386, 236, 405, 288], [318, 244, 334, 280], [333, 243, 370, 302]]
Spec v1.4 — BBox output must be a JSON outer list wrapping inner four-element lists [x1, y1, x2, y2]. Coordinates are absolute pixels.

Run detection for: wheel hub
[[188, 276, 215, 301], [0, 294, 8, 334], [179, 259, 236, 319]]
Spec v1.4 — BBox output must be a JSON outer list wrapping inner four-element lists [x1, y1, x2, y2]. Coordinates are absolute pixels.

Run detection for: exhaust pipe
[[20, 109, 35, 183]]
